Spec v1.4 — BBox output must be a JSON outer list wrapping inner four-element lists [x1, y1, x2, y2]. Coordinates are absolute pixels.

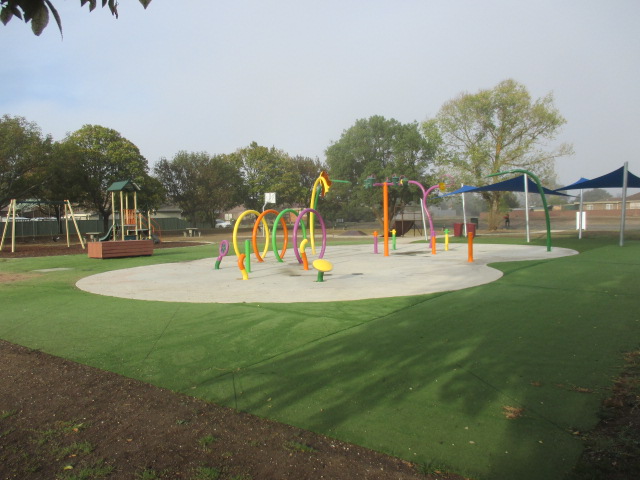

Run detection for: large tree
[[325, 115, 434, 227], [57, 124, 150, 230], [229, 142, 322, 212], [1, 0, 151, 36], [0, 114, 52, 211], [154, 151, 243, 227], [582, 188, 612, 202], [422, 79, 573, 230]]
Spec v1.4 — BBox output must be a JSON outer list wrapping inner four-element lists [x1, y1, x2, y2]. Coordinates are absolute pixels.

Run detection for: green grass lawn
[[1, 235, 639, 479]]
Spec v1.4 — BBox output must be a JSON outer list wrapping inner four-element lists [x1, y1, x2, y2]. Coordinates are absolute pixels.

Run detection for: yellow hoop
[[233, 210, 270, 259]]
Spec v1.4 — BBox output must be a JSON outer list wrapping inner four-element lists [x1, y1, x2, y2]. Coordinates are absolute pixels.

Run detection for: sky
[[2, 0, 639, 187]]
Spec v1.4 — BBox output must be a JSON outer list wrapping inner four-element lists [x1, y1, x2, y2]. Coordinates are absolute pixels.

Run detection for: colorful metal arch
[[292, 208, 327, 264], [251, 209, 288, 262], [308, 173, 331, 254], [232, 210, 269, 259], [271, 208, 306, 262]]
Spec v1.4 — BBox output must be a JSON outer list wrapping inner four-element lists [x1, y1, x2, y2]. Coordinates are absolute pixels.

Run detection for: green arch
[[272, 209, 306, 263]]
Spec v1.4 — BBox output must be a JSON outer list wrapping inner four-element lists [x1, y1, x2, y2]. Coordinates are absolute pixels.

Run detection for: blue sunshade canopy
[[556, 167, 640, 190], [440, 175, 566, 196]]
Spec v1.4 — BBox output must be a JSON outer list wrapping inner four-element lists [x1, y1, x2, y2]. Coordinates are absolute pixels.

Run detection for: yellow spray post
[[312, 258, 333, 282], [444, 228, 449, 251]]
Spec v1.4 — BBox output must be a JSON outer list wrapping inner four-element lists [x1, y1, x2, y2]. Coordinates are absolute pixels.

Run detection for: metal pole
[[1, 199, 15, 252], [490, 169, 552, 252], [66, 200, 85, 249], [578, 189, 584, 240], [619, 162, 629, 247], [524, 174, 530, 243], [120, 191, 125, 241], [461, 184, 468, 237], [383, 182, 389, 256], [64, 202, 70, 247]]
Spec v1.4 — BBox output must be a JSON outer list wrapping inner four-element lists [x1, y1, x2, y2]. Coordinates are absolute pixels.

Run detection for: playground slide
[[99, 225, 114, 242]]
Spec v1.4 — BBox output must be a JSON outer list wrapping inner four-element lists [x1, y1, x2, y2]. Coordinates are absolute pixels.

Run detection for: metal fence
[[1, 217, 190, 239]]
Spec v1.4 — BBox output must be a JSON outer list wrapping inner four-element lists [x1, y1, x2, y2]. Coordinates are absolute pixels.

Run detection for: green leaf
[[30, 2, 49, 36], [0, 7, 15, 25], [44, 0, 62, 36]]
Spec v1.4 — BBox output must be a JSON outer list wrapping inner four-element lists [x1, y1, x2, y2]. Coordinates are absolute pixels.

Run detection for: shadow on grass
[[185, 241, 640, 480]]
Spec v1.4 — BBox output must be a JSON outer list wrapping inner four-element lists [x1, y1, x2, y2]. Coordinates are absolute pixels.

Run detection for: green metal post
[[489, 169, 552, 252]]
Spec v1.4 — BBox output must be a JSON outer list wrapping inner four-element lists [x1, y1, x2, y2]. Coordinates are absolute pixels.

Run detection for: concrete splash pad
[[76, 243, 577, 304]]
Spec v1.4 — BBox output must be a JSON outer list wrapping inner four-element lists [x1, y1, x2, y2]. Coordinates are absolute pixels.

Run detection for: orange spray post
[[238, 254, 249, 280], [431, 235, 436, 255], [300, 238, 310, 270], [468, 232, 474, 262]]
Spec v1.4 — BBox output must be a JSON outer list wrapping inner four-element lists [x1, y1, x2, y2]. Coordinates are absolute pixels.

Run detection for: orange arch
[[252, 209, 289, 262]]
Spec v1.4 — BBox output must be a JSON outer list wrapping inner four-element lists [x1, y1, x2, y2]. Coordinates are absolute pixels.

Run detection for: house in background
[[580, 192, 640, 211]]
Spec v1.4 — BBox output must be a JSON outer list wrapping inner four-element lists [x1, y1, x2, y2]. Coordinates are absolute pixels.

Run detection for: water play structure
[[364, 174, 455, 256], [227, 172, 337, 281]]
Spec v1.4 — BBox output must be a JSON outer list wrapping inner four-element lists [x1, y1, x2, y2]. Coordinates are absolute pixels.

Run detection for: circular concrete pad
[[76, 243, 577, 304]]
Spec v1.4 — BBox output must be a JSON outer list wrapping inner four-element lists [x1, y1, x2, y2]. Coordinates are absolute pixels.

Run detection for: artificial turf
[[1, 236, 638, 479]]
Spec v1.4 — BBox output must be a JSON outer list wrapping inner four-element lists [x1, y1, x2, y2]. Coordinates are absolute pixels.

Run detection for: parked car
[[215, 219, 232, 228]]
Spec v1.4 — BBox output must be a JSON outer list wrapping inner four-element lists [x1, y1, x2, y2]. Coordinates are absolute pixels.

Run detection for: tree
[[422, 79, 573, 230], [229, 142, 321, 212], [154, 151, 243, 227], [325, 115, 434, 227], [0, 114, 52, 210], [581, 188, 612, 202], [57, 124, 150, 230], [1, 0, 151, 36], [283, 155, 325, 208]]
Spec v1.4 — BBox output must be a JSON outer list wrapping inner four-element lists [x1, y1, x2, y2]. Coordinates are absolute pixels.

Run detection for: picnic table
[[184, 227, 201, 237], [85, 232, 102, 242]]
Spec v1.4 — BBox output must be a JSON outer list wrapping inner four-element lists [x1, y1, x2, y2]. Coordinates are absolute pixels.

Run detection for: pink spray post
[[214, 240, 230, 269]]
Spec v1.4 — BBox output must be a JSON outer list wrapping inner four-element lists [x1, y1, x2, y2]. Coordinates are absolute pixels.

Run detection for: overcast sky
[[2, 0, 639, 187]]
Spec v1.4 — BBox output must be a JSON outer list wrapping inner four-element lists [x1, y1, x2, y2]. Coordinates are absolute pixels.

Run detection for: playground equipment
[[364, 174, 459, 256], [312, 258, 333, 282], [223, 172, 352, 281], [1, 199, 85, 253], [364, 175, 396, 256], [215, 240, 229, 269], [299, 238, 310, 270], [87, 180, 154, 259], [228, 204, 331, 281], [237, 253, 249, 280]]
